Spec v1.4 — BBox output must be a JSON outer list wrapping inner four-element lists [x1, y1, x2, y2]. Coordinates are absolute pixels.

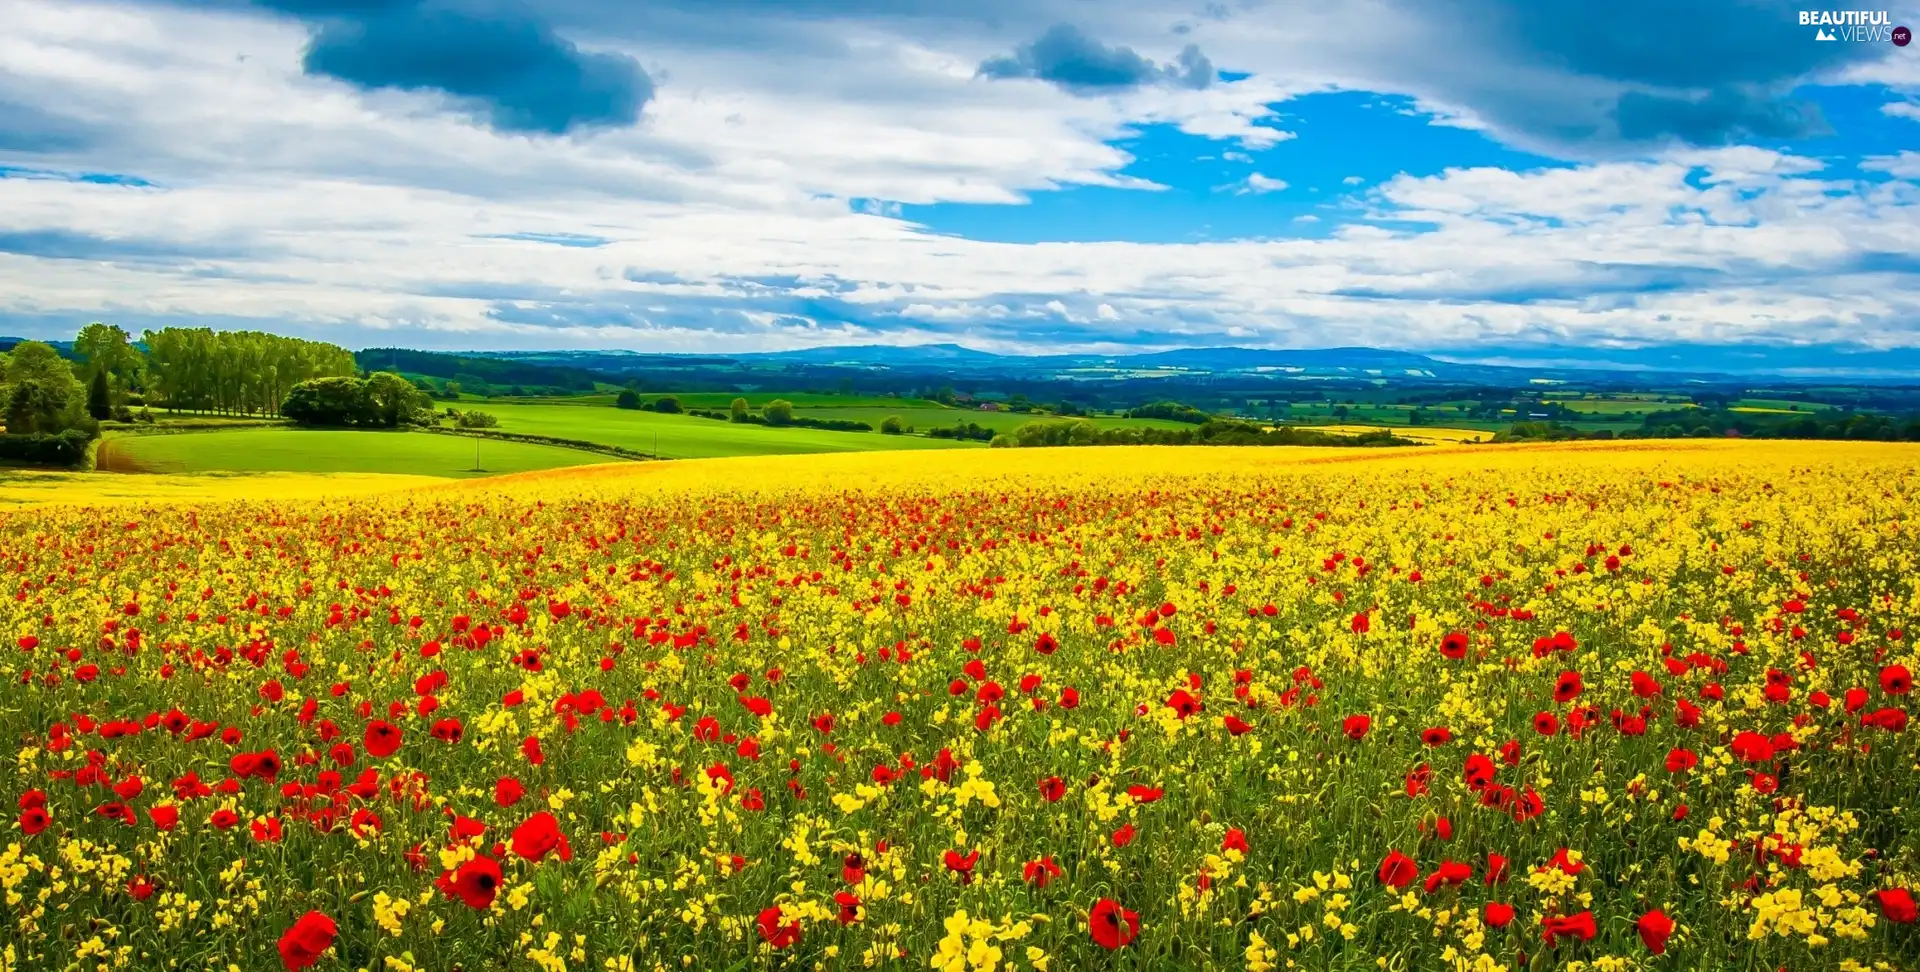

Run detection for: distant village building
[[978, 402, 1002, 412]]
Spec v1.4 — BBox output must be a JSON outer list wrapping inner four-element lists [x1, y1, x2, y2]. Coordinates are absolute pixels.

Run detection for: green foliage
[[1001, 418, 1412, 449], [281, 372, 432, 428], [764, 399, 795, 426], [1, 341, 85, 435], [1125, 401, 1213, 424], [926, 421, 995, 441], [0, 429, 92, 466], [880, 415, 906, 435], [614, 390, 643, 410], [73, 322, 144, 389], [729, 397, 749, 422], [87, 368, 112, 421], [143, 327, 356, 416], [651, 396, 682, 414], [454, 410, 500, 429]]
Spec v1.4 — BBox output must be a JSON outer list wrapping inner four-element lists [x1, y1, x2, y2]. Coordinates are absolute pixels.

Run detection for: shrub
[[880, 415, 906, 435]]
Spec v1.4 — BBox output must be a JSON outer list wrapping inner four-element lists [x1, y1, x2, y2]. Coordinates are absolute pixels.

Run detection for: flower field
[[2, 442, 1917, 972]]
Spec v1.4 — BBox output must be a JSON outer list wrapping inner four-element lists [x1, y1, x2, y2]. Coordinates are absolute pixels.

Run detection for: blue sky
[[0, 0, 1916, 356]]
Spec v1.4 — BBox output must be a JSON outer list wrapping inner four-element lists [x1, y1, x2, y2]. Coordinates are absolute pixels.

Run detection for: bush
[[614, 390, 642, 410], [764, 399, 795, 426], [729, 398, 749, 422], [282, 373, 431, 428], [651, 396, 682, 414], [0, 429, 93, 466], [1126, 401, 1213, 424], [455, 410, 499, 429], [880, 415, 906, 435]]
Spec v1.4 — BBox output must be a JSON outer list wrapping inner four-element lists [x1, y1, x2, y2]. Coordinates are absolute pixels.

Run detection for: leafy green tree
[[365, 371, 431, 427], [763, 399, 795, 426], [880, 415, 905, 435], [74, 322, 144, 389], [1, 341, 84, 434], [652, 396, 682, 414], [614, 389, 642, 410], [87, 368, 112, 420], [281, 376, 371, 426], [729, 397, 749, 422]]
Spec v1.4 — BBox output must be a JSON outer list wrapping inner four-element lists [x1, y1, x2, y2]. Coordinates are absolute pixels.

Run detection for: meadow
[[96, 429, 609, 478], [1, 441, 1915, 972]]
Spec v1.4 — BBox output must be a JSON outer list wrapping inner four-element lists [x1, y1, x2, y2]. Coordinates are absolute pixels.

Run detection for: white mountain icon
[[1815, 27, 1836, 40]]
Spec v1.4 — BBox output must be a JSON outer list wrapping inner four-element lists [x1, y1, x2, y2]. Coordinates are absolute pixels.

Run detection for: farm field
[[0, 467, 445, 506], [478, 401, 982, 458], [791, 406, 1193, 435], [1, 441, 1916, 971], [1297, 423, 1492, 443], [97, 428, 611, 478]]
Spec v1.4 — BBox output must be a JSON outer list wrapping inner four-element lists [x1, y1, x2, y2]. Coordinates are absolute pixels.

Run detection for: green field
[[99, 429, 611, 478], [476, 402, 982, 459], [795, 406, 1194, 435]]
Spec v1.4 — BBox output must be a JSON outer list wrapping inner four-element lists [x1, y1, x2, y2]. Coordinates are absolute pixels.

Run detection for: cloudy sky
[[0, 0, 1917, 355]]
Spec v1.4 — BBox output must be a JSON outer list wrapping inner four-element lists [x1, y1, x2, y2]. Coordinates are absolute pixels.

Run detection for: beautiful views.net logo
[[1799, 9, 1905, 42]]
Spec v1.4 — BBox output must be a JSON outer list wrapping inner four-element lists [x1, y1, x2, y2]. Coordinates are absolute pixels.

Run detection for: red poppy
[[452, 855, 503, 909], [1664, 748, 1698, 773], [1038, 776, 1066, 802], [1876, 888, 1917, 924], [1637, 909, 1674, 954], [757, 905, 802, 949], [1533, 711, 1559, 736], [20, 806, 49, 835], [944, 848, 980, 883], [1023, 856, 1062, 887], [834, 891, 862, 925], [1439, 631, 1469, 660], [1553, 671, 1584, 703], [1378, 850, 1417, 888], [1343, 714, 1371, 740], [1111, 824, 1135, 848], [1542, 911, 1597, 946], [277, 910, 337, 971], [1883, 664, 1913, 695], [363, 720, 402, 759], [1422, 859, 1472, 893], [1223, 714, 1254, 736], [1484, 902, 1516, 927], [1730, 731, 1775, 763], [1088, 898, 1140, 950], [148, 805, 179, 831], [1222, 828, 1249, 854], [495, 777, 525, 807], [511, 811, 572, 863], [1420, 727, 1453, 747]]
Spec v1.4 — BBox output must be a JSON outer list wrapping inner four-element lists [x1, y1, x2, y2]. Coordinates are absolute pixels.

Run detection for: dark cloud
[[1430, 0, 1871, 147], [264, 0, 652, 134], [978, 24, 1213, 94], [0, 100, 98, 153], [0, 229, 249, 263], [1615, 87, 1831, 144]]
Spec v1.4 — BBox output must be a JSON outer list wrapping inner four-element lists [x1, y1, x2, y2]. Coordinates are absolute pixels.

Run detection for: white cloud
[[0, 0, 1915, 355], [1863, 152, 1920, 180], [1884, 102, 1920, 122], [1240, 173, 1288, 194]]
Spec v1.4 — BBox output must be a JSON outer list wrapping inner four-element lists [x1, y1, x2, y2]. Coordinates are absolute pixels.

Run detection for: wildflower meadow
[[2, 442, 1916, 972]]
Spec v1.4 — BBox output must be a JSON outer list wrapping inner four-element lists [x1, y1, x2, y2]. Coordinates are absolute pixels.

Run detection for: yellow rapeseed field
[[1, 441, 1915, 972]]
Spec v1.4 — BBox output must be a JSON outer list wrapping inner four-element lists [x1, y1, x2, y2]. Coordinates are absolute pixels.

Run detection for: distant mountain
[[751, 343, 1006, 365]]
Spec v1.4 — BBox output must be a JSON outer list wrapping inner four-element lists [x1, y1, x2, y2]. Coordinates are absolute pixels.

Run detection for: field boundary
[[415, 426, 658, 462]]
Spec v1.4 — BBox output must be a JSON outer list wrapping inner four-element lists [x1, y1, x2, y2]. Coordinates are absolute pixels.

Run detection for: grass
[[97, 429, 612, 478], [795, 407, 1194, 435], [476, 402, 982, 459], [1296, 424, 1491, 443], [0, 468, 445, 507]]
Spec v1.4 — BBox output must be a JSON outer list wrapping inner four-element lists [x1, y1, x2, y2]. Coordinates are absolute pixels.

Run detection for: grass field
[[2, 440, 1916, 971], [0, 467, 444, 506], [477, 401, 982, 458], [98, 429, 612, 478], [794, 406, 1193, 435], [1297, 423, 1492, 443]]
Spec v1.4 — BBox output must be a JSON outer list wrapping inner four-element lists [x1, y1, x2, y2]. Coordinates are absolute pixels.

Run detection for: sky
[[0, 0, 1918, 357]]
